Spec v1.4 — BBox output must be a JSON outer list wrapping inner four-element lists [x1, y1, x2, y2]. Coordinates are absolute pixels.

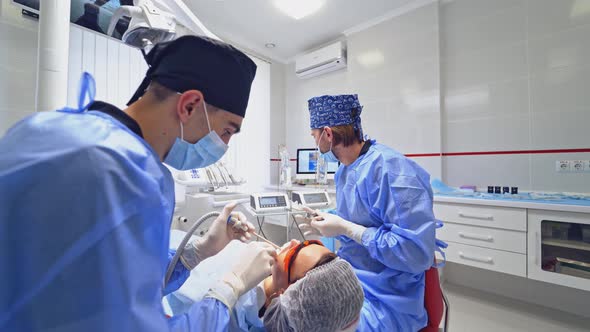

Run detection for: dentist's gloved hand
[[300, 207, 367, 244], [206, 241, 278, 310], [180, 202, 255, 270]]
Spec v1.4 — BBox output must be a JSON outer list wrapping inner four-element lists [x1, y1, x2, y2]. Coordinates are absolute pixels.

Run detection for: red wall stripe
[[269, 148, 590, 161], [441, 148, 590, 157]]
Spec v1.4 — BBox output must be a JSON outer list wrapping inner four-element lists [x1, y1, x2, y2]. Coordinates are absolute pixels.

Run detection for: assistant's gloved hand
[[180, 202, 255, 270], [206, 241, 278, 310], [300, 207, 367, 244], [295, 214, 322, 241]]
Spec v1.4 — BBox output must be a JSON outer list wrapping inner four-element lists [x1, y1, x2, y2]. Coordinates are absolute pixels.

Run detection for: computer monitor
[[296, 148, 340, 180]]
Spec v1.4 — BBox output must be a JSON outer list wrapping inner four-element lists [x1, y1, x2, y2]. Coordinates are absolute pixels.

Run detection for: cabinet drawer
[[434, 202, 526, 231], [445, 242, 526, 277], [438, 222, 526, 254]]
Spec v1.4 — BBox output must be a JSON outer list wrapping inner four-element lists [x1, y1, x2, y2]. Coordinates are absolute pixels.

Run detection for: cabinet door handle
[[459, 232, 493, 242], [459, 252, 494, 264], [535, 231, 540, 266], [458, 212, 494, 220]]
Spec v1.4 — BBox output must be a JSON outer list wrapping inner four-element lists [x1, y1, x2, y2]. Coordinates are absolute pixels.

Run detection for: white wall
[[67, 25, 147, 110], [269, 61, 287, 184], [222, 56, 271, 192], [285, 0, 590, 193], [284, 2, 442, 180], [0, 0, 38, 135], [441, 0, 590, 193], [0, 1, 147, 136]]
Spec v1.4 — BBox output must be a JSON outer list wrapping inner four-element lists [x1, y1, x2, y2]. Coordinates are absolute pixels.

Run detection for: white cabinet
[[443, 242, 527, 277], [435, 202, 527, 277], [437, 222, 526, 254], [435, 199, 590, 291], [528, 209, 590, 291], [435, 202, 526, 231]]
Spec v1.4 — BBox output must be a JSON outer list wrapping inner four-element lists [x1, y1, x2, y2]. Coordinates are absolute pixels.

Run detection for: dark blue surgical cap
[[128, 35, 257, 118]]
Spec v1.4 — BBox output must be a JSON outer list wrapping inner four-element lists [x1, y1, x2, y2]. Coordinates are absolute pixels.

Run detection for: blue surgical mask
[[317, 128, 339, 163], [164, 102, 228, 170]]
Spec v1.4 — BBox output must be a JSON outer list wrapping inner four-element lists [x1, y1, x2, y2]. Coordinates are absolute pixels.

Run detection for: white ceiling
[[184, 0, 422, 63]]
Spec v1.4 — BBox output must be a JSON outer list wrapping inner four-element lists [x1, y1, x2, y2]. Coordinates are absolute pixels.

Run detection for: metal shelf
[[542, 239, 590, 252]]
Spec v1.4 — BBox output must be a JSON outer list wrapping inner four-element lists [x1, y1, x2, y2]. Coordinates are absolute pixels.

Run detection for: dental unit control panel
[[250, 193, 290, 213]]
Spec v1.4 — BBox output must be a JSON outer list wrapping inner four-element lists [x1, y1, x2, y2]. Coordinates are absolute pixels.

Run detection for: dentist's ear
[[176, 89, 203, 120]]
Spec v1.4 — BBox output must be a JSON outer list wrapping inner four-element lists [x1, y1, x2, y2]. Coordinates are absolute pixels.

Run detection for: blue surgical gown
[[0, 109, 231, 331], [334, 141, 437, 332]]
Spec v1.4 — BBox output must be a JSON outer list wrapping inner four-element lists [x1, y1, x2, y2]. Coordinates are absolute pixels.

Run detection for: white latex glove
[[206, 241, 277, 310], [301, 207, 367, 244], [295, 214, 322, 240], [181, 202, 255, 270]]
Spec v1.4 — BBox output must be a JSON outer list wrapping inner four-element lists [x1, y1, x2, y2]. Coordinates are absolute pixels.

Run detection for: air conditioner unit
[[295, 41, 346, 79]]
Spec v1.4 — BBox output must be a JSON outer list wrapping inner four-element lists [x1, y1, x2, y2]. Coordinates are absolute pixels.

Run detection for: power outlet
[[572, 160, 585, 172], [556, 160, 571, 172]]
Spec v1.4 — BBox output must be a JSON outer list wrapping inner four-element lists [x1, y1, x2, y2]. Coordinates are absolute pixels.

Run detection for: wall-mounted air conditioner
[[295, 41, 346, 79]]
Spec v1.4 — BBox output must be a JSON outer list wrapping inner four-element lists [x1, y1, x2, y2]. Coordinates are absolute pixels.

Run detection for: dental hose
[[164, 211, 231, 287], [164, 211, 281, 288]]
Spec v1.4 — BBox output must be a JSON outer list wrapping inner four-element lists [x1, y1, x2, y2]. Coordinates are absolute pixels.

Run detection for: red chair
[[420, 266, 449, 332]]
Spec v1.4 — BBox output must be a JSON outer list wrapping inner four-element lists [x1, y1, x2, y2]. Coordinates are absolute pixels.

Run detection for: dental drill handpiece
[[226, 215, 281, 250]]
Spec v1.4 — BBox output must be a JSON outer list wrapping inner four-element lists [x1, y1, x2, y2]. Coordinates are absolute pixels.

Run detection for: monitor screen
[[259, 197, 277, 206], [12, 1, 132, 40], [296, 148, 339, 174]]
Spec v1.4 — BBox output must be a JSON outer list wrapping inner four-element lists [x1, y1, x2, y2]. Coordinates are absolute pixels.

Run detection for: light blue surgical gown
[[334, 141, 439, 332], [0, 108, 232, 331]]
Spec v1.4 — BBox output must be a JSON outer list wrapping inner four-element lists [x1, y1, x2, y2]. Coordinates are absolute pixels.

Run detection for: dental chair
[[420, 265, 449, 332]]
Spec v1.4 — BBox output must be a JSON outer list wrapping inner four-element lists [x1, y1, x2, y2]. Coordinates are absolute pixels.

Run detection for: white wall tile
[[352, 59, 440, 104], [0, 67, 36, 111], [94, 35, 108, 101], [441, 1, 526, 58], [531, 110, 590, 150], [530, 153, 590, 193], [444, 78, 529, 122], [0, 19, 37, 69], [441, 0, 524, 24], [526, 0, 590, 39], [527, 24, 590, 74], [363, 97, 441, 154], [129, 49, 145, 98], [117, 45, 131, 108], [67, 27, 83, 108], [445, 114, 530, 152], [530, 65, 590, 115], [81, 31, 95, 74], [0, 17, 37, 115], [443, 154, 531, 190], [106, 38, 120, 104], [439, 0, 590, 193], [443, 42, 528, 91]]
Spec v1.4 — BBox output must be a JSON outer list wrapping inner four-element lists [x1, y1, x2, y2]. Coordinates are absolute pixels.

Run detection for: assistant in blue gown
[[334, 140, 440, 331]]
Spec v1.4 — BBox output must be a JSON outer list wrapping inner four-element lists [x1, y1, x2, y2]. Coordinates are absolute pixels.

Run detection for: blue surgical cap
[[308, 94, 364, 140]]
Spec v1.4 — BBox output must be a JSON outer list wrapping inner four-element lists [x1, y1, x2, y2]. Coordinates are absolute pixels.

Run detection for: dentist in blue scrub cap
[[0, 35, 278, 332], [299, 94, 446, 331]]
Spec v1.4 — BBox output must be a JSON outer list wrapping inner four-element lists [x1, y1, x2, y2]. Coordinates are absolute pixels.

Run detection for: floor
[[442, 283, 590, 332]]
